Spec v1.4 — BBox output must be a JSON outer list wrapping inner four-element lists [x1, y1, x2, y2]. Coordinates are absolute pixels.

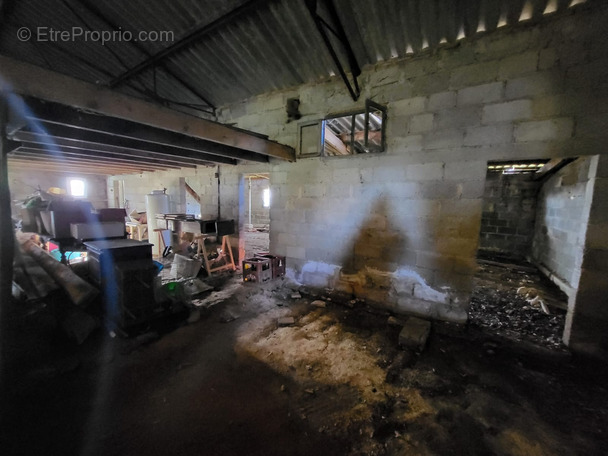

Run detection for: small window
[[297, 100, 387, 158], [69, 178, 86, 197], [263, 188, 270, 208]]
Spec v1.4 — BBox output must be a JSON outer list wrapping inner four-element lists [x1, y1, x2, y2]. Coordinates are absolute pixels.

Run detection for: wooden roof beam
[[0, 55, 295, 161]]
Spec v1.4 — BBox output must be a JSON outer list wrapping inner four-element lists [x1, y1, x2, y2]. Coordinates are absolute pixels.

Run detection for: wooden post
[[0, 94, 14, 307]]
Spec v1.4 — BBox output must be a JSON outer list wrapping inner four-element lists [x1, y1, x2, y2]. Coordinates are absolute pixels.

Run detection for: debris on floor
[[469, 260, 568, 350], [398, 317, 431, 351]]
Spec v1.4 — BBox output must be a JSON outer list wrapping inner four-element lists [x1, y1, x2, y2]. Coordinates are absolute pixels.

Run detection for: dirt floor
[[2, 271, 607, 456]]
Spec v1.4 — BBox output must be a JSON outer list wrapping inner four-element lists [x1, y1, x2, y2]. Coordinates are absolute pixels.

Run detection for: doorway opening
[[240, 173, 270, 264], [469, 159, 573, 350]]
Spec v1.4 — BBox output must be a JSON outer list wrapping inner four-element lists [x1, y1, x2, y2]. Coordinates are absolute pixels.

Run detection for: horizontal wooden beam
[[10, 150, 165, 172], [16, 145, 189, 169], [12, 130, 219, 167], [7, 160, 143, 175], [11, 127, 238, 166], [8, 154, 161, 173], [0, 55, 295, 161], [20, 98, 269, 163]]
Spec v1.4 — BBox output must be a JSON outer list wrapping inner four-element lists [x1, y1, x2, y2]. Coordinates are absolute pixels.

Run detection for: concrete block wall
[[9, 169, 108, 212], [532, 157, 593, 288], [244, 177, 270, 226], [480, 172, 540, 259], [564, 155, 608, 357], [109, 4, 608, 350], [213, 5, 608, 326]]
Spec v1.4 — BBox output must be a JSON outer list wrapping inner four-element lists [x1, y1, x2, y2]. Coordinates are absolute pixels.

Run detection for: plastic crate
[[254, 253, 286, 278], [242, 257, 272, 283]]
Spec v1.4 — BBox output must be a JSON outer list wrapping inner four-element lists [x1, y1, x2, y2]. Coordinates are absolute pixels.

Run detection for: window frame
[[297, 99, 387, 158]]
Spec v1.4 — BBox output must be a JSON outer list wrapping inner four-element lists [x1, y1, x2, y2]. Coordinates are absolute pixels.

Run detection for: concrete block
[[423, 128, 464, 150], [399, 317, 432, 350], [457, 82, 503, 106], [450, 61, 499, 89], [428, 91, 456, 111], [444, 160, 487, 181], [435, 106, 480, 130], [411, 72, 450, 96], [409, 113, 434, 133], [406, 162, 444, 181], [539, 48, 558, 70], [391, 97, 427, 116], [505, 72, 564, 100], [287, 246, 306, 260], [482, 100, 532, 123], [464, 125, 513, 146], [514, 118, 574, 142], [498, 51, 538, 79], [389, 134, 423, 152]]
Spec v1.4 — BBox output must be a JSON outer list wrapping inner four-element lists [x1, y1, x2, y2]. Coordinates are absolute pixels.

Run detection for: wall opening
[[469, 159, 569, 350], [239, 173, 270, 264]]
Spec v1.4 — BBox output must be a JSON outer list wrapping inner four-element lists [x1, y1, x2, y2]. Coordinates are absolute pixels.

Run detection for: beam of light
[[1, 77, 122, 455]]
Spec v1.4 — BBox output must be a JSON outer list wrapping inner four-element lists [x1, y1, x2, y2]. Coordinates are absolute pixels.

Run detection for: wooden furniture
[[126, 222, 148, 241], [194, 234, 236, 276], [84, 239, 158, 329]]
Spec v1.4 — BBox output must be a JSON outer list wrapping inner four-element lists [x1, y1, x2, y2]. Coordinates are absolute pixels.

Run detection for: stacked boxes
[[254, 253, 286, 278], [242, 257, 272, 283]]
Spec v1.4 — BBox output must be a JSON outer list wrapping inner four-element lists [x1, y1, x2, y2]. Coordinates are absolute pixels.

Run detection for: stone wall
[[480, 172, 540, 259], [110, 4, 608, 352]]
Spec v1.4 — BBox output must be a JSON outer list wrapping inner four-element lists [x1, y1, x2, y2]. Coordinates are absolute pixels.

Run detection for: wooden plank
[[184, 182, 201, 204], [0, 55, 295, 162], [12, 130, 224, 167], [534, 158, 575, 181], [7, 159, 147, 175], [15, 146, 187, 169], [9, 151, 164, 172]]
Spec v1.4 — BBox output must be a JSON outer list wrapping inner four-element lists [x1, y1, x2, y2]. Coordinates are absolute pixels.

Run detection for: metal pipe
[[248, 177, 252, 227]]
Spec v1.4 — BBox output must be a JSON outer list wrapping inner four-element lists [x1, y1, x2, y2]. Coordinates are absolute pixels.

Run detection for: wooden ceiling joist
[[9, 151, 166, 172], [11, 130, 220, 167], [14, 146, 190, 169], [0, 55, 295, 162]]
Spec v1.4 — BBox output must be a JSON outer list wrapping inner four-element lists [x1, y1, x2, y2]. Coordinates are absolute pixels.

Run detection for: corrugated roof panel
[[0, 0, 594, 111]]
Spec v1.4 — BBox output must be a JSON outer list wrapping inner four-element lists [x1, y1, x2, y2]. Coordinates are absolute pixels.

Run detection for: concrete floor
[[1, 275, 607, 455]]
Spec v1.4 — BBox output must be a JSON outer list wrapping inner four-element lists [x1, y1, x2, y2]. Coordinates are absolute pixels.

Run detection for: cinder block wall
[[244, 178, 270, 226], [532, 157, 593, 288], [10, 169, 108, 211], [564, 155, 608, 356], [217, 5, 608, 325], [111, 4, 608, 353], [480, 172, 540, 259]]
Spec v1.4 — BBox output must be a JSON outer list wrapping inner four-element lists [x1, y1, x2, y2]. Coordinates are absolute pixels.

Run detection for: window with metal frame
[[297, 100, 387, 158]]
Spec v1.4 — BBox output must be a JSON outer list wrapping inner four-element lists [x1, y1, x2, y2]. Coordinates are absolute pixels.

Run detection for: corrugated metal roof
[[0, 0, 593, 114]]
